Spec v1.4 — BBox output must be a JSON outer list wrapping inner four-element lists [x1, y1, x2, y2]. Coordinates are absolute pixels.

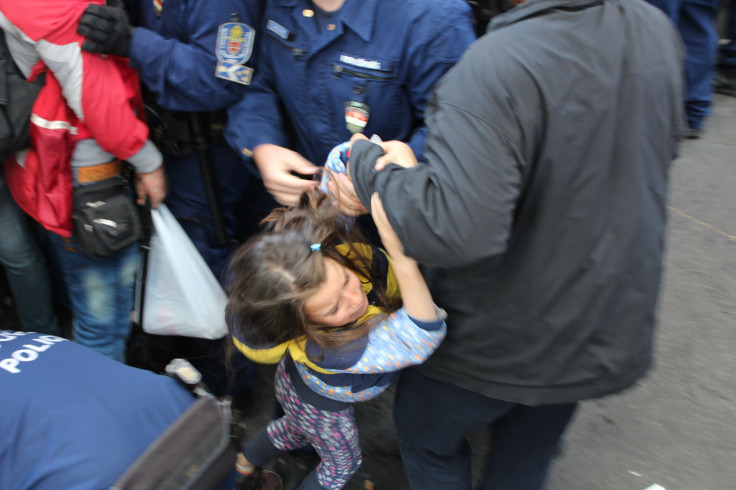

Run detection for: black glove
[[77, 0, 133, 58]]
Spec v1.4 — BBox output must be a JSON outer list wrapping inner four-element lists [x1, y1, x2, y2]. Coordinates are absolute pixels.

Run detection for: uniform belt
[[75, 159, 123, 184]]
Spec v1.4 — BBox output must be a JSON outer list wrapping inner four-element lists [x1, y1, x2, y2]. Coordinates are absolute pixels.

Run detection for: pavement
[[1, 95, 733, 490]]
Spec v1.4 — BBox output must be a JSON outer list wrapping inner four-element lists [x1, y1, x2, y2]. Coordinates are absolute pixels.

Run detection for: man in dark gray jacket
[[342, 0, 684, 488]]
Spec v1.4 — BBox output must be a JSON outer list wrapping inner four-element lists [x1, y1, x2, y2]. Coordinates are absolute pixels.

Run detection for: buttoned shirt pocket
[[330, 53, 407, 138]]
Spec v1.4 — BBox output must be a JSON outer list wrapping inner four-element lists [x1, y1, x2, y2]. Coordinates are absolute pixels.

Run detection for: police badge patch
[[345, 101, 370, 133], [215, 22, 255, 85]]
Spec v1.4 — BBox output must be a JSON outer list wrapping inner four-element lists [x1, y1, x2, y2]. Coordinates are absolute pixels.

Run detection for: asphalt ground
[[1, 94, 733, 490]]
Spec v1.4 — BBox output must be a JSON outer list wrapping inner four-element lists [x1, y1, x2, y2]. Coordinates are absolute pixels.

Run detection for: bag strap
[[0, 28, 46, 85], [0, 31, 10, 107], [0, 30, 25, 79]]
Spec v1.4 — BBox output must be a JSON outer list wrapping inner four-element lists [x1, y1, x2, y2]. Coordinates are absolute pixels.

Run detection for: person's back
[[0, 330, 193, 490], [395, 0, 684, 403]]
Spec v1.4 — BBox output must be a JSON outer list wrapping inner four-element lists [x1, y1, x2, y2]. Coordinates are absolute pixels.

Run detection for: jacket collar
[[489, 0, 607, 31], [274, 0, 377, 43]]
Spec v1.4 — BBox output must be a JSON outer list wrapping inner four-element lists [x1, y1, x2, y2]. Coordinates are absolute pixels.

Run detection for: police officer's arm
[[225, 36, 319, 206], [79, 0, 260, 111], [401, 0, 475, 162]]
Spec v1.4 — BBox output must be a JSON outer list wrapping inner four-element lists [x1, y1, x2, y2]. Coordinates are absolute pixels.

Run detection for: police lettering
[[0, 331, 30, 342], [339, 55, 382, 71], [0, 335, 66, 374]]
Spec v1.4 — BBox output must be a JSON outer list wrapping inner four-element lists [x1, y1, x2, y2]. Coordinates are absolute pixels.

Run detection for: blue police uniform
[[126, 0, 264, 278], [0, 331, 195, 490], [122, 0, 263, 397], [646, 0, 720, 131], [225, 0, 476, 167]]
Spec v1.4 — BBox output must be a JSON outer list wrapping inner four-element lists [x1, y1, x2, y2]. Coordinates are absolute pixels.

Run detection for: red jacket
[[0, 0, 150, 236]]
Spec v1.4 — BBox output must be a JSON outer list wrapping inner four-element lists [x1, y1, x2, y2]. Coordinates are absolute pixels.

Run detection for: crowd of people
[[0, 0, 733, 488]]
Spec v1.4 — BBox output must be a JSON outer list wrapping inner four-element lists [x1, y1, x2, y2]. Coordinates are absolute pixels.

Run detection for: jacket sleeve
[[402, 0, 475, 162], [32, 17, 152, 167], [128, 0, 262, 112], [350, 45, 526, 268], [225, 38, 289, 159], [315, 307, 446, 374]]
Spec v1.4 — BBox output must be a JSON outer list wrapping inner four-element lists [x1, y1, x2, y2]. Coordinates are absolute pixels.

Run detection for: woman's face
[[304, 257, 369, 327]]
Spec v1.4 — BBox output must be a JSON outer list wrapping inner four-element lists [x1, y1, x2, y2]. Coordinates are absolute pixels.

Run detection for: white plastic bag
[[142, 204, 228, 339]]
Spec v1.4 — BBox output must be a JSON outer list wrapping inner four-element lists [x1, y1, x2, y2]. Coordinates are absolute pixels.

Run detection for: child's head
[[226, 190, 398, 351]]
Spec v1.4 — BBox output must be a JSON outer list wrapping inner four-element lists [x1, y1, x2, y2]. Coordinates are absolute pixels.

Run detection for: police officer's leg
[[678, 0, 721, 130], [162, 151, 233, 279], [161, 148, 256, 396], [394, 368, 514, 490], [480, 402, 577, 490], [645, 0, 683, 21]]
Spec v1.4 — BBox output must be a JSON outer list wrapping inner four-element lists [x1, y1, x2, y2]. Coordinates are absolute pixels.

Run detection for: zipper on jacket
[[332, 64, 397, 81], [267, 32, 307, 61]]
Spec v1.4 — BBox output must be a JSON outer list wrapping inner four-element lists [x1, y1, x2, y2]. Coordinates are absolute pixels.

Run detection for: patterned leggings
[[248, 361, 362, 489]]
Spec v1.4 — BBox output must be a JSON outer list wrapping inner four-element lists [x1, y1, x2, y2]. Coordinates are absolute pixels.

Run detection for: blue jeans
[[0, 173, 60, 335], [48, 232, 137, 362], [394, 369, 577, 490]]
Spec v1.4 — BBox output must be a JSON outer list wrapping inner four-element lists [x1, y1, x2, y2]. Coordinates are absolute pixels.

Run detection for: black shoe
[[684, 127, 702, 139], [236, 468, 283, 490], [713, 66, 736, 97]]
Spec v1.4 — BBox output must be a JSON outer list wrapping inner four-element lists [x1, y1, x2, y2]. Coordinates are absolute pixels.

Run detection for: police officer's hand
[[77, 0, 133, 58], [253, 144, 319, 206], [135, 166, 167, 209]]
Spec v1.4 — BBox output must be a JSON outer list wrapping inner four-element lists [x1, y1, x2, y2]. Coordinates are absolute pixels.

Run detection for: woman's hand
[[375, 141, 417, 171]]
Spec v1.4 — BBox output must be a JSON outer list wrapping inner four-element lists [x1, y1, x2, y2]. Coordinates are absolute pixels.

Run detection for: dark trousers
[[646, 0, 721, 129], [394, 369, 577, 490]]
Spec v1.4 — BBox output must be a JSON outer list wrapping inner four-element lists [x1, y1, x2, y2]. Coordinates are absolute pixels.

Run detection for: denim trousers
[[0, 173, 60, 335], [48, 232, 137, 362], [394, 369, 577, 490]]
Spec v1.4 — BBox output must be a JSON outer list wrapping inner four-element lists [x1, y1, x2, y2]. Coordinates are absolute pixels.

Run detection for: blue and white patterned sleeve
[[320, 141, 350, 193], [294, 306, 446, 402], [340, 306, 446, 374]]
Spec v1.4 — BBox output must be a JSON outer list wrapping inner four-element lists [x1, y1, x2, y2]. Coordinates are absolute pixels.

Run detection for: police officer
[[0, 331, 196, 490], [78, 0, 264, 279], [225, 0, 476, 207], [77, 0, 264, 396]]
